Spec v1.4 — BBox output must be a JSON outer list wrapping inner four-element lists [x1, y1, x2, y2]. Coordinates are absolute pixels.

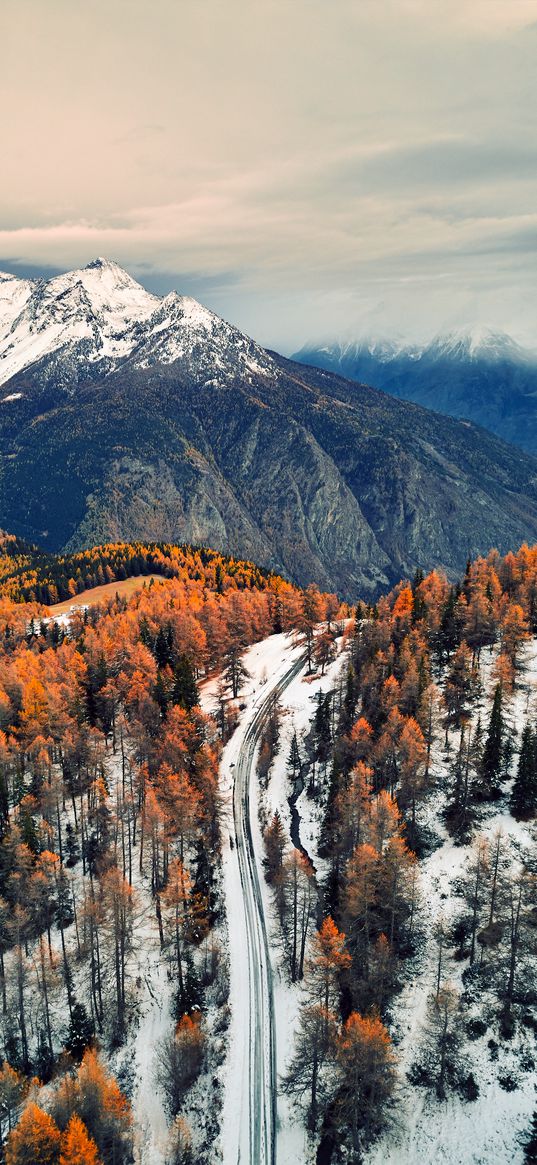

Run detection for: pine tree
[[52, 1049, 132, 1164], [172, 655, 199, 711], [65, 1001, 94, 1061], [480, 684, 504, 797], [155, 627, 172, 669], [511, 724, 537, 820], [264, 812, 286, 882], [287, 730, 302, 781], [335, 1011, 396, 1152], [282, 1004, 337, 1131], [0, 1064, 26, 1147], [313, 695, 332, 784], [153, 672, 169, 719], [64, 822, 80, 868]]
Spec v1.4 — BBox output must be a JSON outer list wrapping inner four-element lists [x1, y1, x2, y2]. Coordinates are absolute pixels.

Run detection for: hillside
[[0, 532, 284, 606], [0, 543, 328, 1163], [236, 542, 537, 1163], [0, 539, 535, 1164], [295, 330, 537, 457], [3, 263, 537, 598]]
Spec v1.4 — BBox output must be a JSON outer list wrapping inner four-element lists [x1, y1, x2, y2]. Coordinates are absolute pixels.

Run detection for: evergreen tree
[[313, 695, 332, 782], [264, 812, 286, 882], [437, 589, 461, 662], [287, 731, 302, 781], [65, 1001, 95, 1061], [511, 725, 537, 820], [155, 627, 172, 669], [480, 684, 504, 797], [153, 671, 169, 719], [340, 664, 358, 735], [64, 823, 80, 868], [172, 656, 199, 711]]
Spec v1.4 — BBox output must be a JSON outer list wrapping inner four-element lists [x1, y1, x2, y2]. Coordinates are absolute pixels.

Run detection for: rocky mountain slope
[[295, 327, 537, 456], [2, 261, 537, 597]]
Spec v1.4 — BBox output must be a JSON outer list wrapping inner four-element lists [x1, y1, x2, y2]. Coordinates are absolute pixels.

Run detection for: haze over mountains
[[295, 326, 537, 456], [2, 259, 537, 598]]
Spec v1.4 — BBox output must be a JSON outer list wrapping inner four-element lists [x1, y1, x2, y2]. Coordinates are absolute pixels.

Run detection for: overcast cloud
[[1, 0, 537, 350]]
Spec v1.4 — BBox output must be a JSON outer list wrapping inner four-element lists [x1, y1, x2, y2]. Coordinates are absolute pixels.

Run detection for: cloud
[[1, 0, 537, 349]]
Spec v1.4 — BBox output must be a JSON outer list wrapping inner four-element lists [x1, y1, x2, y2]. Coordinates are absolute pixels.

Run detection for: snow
[[201, 630, 348, 1165], [0, 258, 158, 385], [0, 257, 277, 389], [363, 638, 537, 1165], [0, 271, 35, 332], [424, 325, 534, 363], [131, 940, 172, 1165], [307, 324, 537, 370], [207, 627, 537, 1165], [201, 633, 303, 1162], [261, 643, 348, 1165]]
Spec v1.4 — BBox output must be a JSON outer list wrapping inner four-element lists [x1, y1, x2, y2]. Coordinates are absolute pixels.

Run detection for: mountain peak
[[0, 259, 272, 388], [426, 325, 534, 363], [82, 256, 142, 284], [84, 256, 118, 270]]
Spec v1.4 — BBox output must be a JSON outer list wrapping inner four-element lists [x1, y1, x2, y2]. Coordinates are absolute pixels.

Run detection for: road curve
[[232, 651, 307, 1165]]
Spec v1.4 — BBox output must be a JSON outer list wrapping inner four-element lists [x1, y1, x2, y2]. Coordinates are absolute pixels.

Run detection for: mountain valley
[[2, 261, 537, 599]]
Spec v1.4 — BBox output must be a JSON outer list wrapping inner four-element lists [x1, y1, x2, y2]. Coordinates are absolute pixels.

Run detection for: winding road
[[232, 651, 307, 1165]]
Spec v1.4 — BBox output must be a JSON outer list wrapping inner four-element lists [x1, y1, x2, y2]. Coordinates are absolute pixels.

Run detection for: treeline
[[0, 551, 337, 1162], [265, 543, 537, 1161], [0, 533, 285, 606]]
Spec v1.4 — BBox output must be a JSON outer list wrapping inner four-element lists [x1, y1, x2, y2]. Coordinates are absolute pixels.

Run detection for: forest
[[0, 536, 535, 1162], [0, 543, 339, 1163], [258, 545, 537, 1162], [0, 534, 280, 607]]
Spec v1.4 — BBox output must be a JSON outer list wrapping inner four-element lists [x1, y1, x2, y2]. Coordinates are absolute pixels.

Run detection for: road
[[232, 651, 307, 1165]]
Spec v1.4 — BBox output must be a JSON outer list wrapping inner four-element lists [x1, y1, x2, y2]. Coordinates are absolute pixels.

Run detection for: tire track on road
[[232, 652, 307, 1165]]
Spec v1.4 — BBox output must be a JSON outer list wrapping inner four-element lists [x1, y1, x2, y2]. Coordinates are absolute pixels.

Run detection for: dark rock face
[[2, 264, 537, 598], [3, 346, 537, 599]]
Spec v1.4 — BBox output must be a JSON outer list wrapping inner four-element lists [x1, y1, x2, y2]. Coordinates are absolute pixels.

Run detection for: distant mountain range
[[294, 326, 537, 455], [2, 259, 537, 598]]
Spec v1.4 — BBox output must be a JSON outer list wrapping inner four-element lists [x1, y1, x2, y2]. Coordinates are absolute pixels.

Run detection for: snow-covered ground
[[202, 631, 308, 1164], [364, 639, 537, 1165], [201, 629, 348, 1165], [198, 628, 537, 1164], [262, 642, 348, 1165]]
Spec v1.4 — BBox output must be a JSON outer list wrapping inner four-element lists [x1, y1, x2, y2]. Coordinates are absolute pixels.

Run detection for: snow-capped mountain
[[0, 258, 273, 390], [310, 325, 537, 369], [295, 325, 537, 455], [3, 259, 537, 597], [421, 324, 537, 364]]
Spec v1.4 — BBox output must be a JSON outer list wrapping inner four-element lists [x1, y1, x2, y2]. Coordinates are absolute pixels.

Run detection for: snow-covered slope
[[422, 325, 537, 365], [294, 325, 537, 456], [0, 258, 274, 388], [309, 326, 537, 370], [0, 259, 158, 384]]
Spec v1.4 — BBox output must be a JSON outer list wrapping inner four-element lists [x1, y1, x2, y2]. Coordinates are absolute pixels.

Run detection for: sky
[[2, 0, 537, 352]]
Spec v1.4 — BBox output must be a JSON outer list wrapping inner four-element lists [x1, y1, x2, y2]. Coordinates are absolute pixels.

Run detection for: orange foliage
[[59, 1115, 102, 1165], [5, 1102, 61, 1165]]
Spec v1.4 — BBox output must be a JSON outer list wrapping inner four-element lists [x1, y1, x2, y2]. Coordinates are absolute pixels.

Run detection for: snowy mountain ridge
[[315, 325, 537, 368], [0, 257, 273, 389], [295, 324, 537, 457]]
